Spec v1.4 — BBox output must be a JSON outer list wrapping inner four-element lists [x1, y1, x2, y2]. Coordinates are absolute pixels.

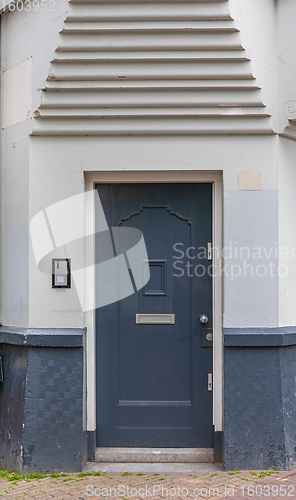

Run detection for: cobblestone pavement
[[0, 467, 295, 500]]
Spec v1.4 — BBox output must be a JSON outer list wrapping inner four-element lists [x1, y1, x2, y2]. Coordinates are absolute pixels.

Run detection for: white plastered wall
[[226, 0, 279, 328], [1, 0, 285, 436], [278, 138, 296, 327], [0, 1, 69, 326], [1, 0, 280, 329], [275, 0, 296, 327]]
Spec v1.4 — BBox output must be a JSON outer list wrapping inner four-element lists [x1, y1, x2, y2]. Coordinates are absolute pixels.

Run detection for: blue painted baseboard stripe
[[0, 326, 85, 347], [224, 327, 296, 347]]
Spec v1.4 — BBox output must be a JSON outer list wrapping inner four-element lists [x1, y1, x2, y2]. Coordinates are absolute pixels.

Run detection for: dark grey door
[[96, 183, 213, 447]]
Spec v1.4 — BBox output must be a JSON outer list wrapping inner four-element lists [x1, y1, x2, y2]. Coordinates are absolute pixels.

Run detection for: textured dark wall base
[[22, 347, 86, 473], [214, 431, 223, 463], [0, 345, 28, 471], [87, 431, 96, 462], [224, 346, 296, 470], [0, 339, 86, 473]]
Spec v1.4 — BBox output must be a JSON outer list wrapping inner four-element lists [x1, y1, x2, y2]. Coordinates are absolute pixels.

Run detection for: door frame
[[84, 170, 223, 444]]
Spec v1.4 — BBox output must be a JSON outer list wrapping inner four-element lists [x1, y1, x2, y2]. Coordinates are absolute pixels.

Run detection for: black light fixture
[[52, 259, 71, 288]]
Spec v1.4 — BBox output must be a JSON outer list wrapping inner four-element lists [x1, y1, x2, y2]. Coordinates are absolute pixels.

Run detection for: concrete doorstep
[[84, 448, 220, 473], [84, 462, 222, 474], [95, 447, 214, 464]]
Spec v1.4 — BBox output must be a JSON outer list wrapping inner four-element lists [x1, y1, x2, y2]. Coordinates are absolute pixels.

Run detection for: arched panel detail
[[118, 205, 192, 226]]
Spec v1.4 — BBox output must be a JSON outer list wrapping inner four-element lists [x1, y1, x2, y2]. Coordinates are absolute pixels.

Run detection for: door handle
[[200, 315, 208, 324]]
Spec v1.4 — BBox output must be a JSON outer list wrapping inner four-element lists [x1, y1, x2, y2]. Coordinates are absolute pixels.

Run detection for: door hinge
[[208, 373, 213, 392], [207, 243, 212, 261]]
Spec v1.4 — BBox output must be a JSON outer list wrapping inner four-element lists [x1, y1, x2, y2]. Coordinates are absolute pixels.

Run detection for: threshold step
[[95, 447, 214, 463], [85, 462, 221, 474]]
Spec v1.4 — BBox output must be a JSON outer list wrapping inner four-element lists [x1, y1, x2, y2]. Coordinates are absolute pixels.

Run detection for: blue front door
[[96, 183, 213, 447]]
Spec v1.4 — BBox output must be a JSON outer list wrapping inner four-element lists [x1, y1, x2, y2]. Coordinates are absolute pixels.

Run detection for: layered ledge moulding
[[33, 0, 274, 136]]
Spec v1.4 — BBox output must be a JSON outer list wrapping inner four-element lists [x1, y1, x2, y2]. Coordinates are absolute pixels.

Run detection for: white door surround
[[84, 170, 223, 439]]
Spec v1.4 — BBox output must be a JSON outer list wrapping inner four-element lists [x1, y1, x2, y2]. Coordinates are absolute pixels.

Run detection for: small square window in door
[[143, 260, 166, 296]]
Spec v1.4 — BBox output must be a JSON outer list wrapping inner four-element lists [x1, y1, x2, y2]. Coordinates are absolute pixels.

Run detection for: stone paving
[[0, 467, 295, 500]]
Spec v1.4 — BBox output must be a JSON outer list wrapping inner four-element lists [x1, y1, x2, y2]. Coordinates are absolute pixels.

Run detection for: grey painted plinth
[[224, 345, 296, 470], [0, 328, 86, 473]]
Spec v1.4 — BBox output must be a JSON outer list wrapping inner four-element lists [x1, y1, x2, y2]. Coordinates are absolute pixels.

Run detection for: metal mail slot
[[136, 314, 175, 325]]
